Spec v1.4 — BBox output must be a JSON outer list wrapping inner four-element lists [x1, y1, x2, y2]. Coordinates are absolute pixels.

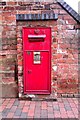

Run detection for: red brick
[[53, 26, 58, 31], [52, 38, 58, 42], [67, 84, 78, 89], [2, 78, 14, 83], [52, 32, 57, 37], [57, 59, 66, 63], [7, 2, 17, 5], [67, 19, 76, 24], [63, 15, 73, 20], [51, 4, 62, 9], [59, 43, 70, 49], [75, 24, 80, 29], [53, 43, 58, 49], [18, 61, 23, 66], [59, 10, 67, 14], [3, 6, 15, 11], [53, 9, 59, 14], [53, 54, 63, 59], [0, 15, 2, 21]]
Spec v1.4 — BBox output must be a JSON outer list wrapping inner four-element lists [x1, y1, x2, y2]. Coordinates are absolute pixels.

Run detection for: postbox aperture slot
[[28, 35, 46, 42], [33, 52, 41, 64]]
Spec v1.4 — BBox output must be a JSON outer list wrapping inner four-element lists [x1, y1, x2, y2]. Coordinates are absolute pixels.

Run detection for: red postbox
[[23, 27, 51, 94]]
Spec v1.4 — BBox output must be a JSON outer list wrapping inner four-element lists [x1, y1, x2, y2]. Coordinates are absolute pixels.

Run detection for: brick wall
[[1, 1, 79, 98]]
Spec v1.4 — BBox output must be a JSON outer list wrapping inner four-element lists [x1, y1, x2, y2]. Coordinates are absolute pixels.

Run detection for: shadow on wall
[[15, 63, 18, 85], [2, 83, 18, 98], [2, 63, 18, 98]]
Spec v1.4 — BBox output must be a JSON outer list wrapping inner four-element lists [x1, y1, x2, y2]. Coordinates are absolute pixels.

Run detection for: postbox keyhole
[[27, 51, 30, 55], [28, 70, 32, 74]]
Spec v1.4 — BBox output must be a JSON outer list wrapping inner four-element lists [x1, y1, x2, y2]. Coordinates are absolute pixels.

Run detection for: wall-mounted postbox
[[23, 27, 51, 94]]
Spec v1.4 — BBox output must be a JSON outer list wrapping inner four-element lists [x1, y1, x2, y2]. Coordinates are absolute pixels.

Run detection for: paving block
[[53, 105, 60, 111], [14, 108, 22, 116], [20, 112, 27, 118], [13, 100, 20, 106], [64, 105, 72, 111]]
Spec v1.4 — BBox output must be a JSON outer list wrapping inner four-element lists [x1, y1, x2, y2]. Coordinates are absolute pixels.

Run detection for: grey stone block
[[20, 112, 27, 118], [13, 100, 19, 106], [14, 108, 22, 116], [64, 105, 72, 111]]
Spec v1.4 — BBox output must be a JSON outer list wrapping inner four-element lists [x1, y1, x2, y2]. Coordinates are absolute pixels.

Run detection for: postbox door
[[24, 51, 51, 94], [23, 27, 51, 94]]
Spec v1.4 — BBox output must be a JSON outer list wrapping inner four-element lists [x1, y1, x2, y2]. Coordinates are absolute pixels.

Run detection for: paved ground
[[0, 98, 78, 119]]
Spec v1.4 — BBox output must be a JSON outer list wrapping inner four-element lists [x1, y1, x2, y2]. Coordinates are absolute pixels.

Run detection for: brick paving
[[1, 98, 78, 119]]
